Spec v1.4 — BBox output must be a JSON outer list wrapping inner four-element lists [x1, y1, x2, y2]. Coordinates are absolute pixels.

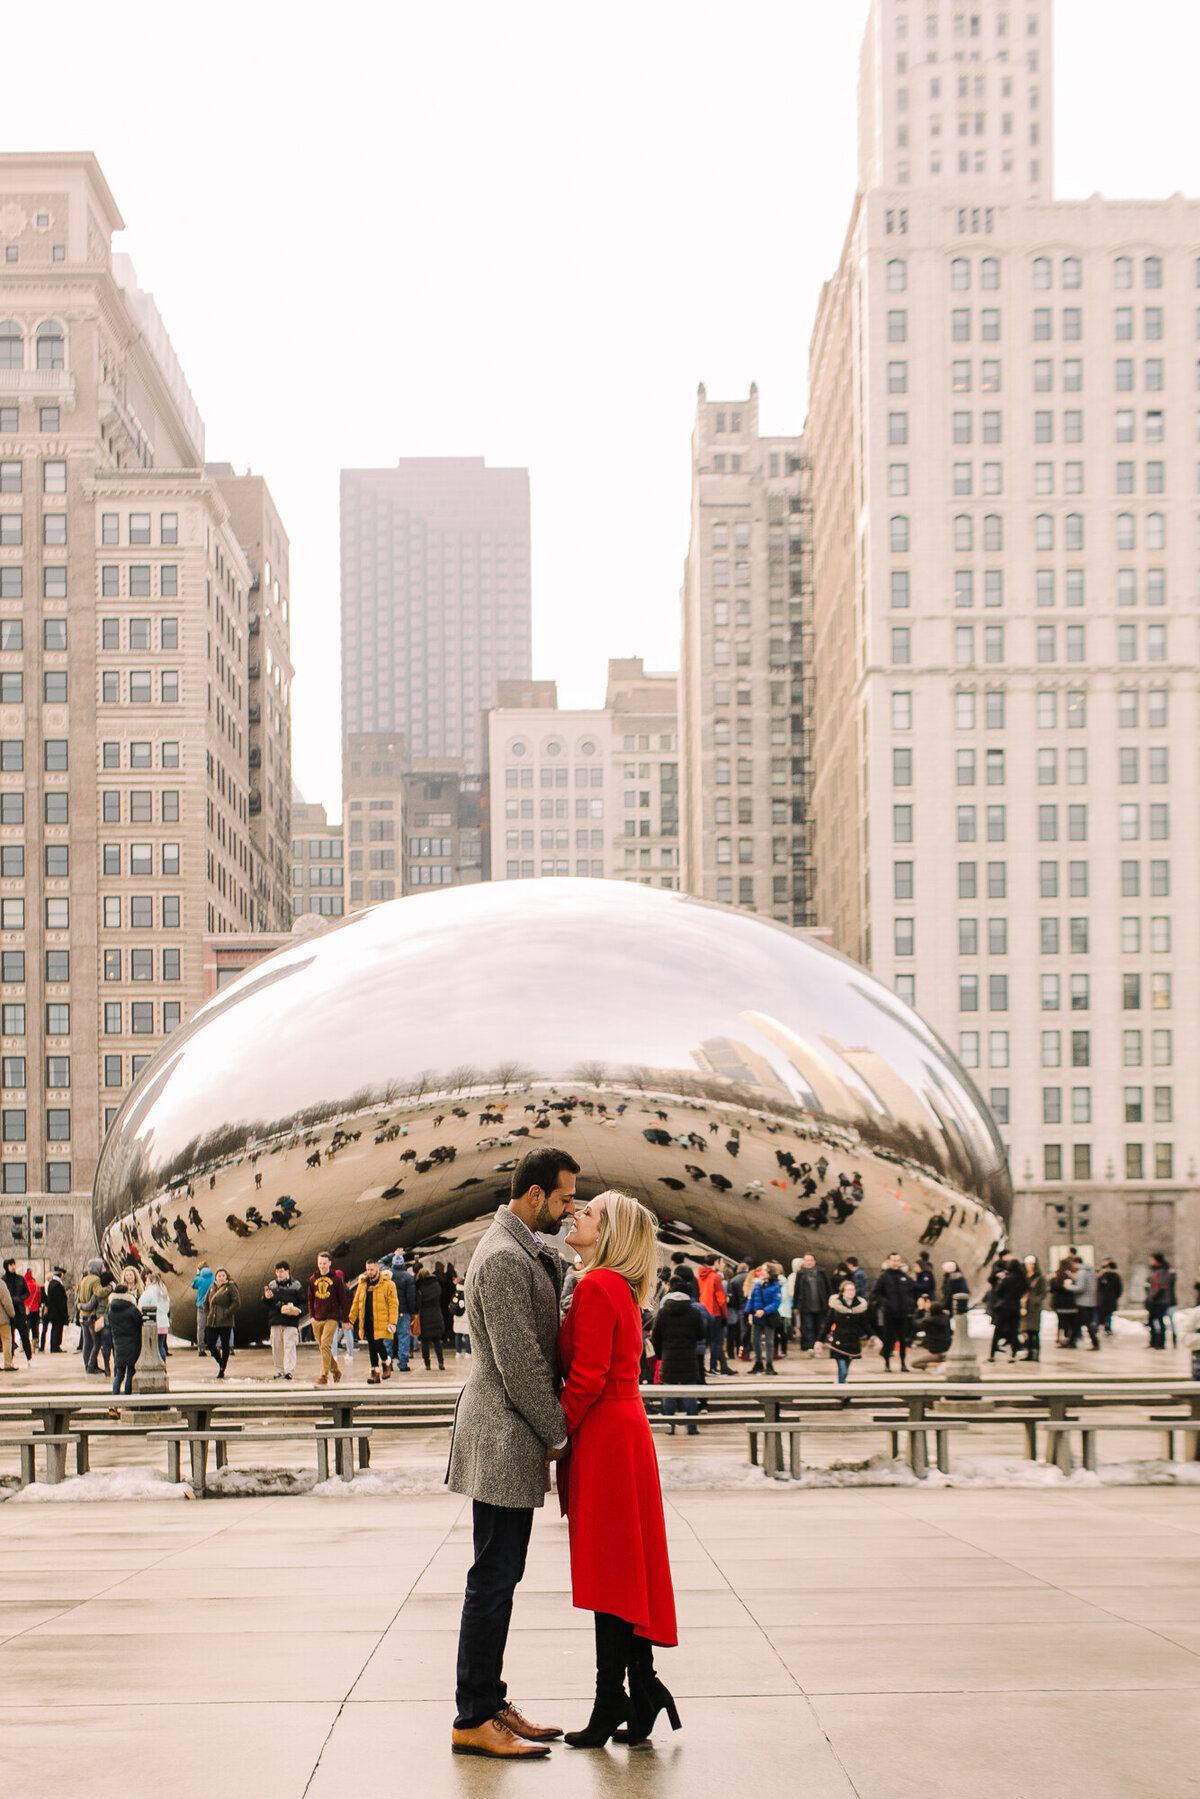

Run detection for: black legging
[[209, 1325, 233, 1375], [421, 1332, 444, 1370], [368, 1336, 391, 1370]]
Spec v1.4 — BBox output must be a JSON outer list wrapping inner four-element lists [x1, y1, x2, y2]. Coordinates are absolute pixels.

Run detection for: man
[[793, 1253, 831, 1353], [1071, 1255, 1100, 1351], [726, 1260, 752, 1362], [668, 1250, 698, 1300], [987, 1254, 1027, 1363], [42, 1268, 69, 1353], [871, 1252, 916, 1373], [447, 1145, 579, 1759], [76, 1259, 107, 1375], [191, 1262, 214, 1356], [2, 1259, 32, 1363], [845, 1255, 869, 1302], [263, 1260, 305, 1380], [696, 1257, 732, 1374], [0, 1272, 14, 1370], [389, 1252, 418, 1371], [307, 1252, 350, 1385], [1145, 1253, 1175, 1351], [349, 1258, 399, 1383], [1097, 1259, 1123, 1335]]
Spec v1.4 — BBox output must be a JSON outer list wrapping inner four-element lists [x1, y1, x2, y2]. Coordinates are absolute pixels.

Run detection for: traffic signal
[[1075, 1202, 1091, 1235], [1051, 1202, 1070, 1232], [9, 1213, 23, 1243]]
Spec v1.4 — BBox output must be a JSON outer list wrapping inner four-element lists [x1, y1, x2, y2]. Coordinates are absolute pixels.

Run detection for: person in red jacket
[[307, 1251, 350, 1385], [696, 1257, 732, 1374], [556, 1190, 680, 1750]]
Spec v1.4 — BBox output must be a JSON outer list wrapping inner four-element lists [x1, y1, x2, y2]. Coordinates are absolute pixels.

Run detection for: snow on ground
[[3, 1467, 194, 1503]]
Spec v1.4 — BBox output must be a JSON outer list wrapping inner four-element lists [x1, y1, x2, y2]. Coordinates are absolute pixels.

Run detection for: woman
[[824, 1277, 870, 1394], [140, 1272, 171, 1361], [558, 1191, 679, 1750], [1020, 1256, 1048, 1361], [650, 1272, 706, 1435], [414, 1263, 446, 1370], [23, 1268, 41, 1350], [204, 1268, 239, 1378], [1051, 1261, 1078, 1348], [107, 1266, 144, 1398], [745, 1262, 782, 1374]]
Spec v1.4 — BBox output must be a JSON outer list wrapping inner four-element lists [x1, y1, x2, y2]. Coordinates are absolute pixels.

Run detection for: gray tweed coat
[[446, 1207, 567, 1509]]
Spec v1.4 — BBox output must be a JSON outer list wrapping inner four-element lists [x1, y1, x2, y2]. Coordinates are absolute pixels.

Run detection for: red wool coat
[[557, 1268, 677, 1647]]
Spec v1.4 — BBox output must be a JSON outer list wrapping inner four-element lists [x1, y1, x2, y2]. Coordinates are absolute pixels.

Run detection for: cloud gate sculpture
[[93, 880, 1011, 1339]]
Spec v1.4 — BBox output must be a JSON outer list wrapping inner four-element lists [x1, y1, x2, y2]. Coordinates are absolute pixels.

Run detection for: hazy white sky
[[8, 1, 1200, 804]]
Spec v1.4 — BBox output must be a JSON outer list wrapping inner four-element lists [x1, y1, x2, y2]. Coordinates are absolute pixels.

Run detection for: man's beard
[[533, 1197, 562, 1235]]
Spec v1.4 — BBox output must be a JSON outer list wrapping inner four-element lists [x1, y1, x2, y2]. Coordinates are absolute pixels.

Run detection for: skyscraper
[[0, 153, 276, 1265], [808, 0, 1199, 1269], [680, 387, 815, 927], [339, 458, 531, 770]]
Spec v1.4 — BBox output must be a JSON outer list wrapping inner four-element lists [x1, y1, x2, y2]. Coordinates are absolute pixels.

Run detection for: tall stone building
[[290, 794, 344, 919], [0, 152, 278, 1264], [680, 387, 815, 926], [339, 458, 531, 770], [401, 760, 483, 894], [605, 658, 680, 889], [808, 0, 1200, 1276], [343, 731, 403, 911], [209, 469, 293, 931]]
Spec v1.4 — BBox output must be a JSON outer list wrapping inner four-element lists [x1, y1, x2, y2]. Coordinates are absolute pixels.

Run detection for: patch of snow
[[203, 1465, 316, 1497], [310, 1465, 452, 1498], [4, 1468, 193, 1504]]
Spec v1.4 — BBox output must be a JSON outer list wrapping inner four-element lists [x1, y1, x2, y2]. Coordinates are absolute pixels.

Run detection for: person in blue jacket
[[191, 1263, 214, 1356], [745, 1262, 783, 1374]]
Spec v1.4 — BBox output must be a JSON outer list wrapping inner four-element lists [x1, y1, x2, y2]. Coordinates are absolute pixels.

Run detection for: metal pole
[[942, 1291, 982, 1382]]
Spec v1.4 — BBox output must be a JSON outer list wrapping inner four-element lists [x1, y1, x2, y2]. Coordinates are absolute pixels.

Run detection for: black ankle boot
[[565, 1613, 632, 1748], [613, 1634, 682, 1744]]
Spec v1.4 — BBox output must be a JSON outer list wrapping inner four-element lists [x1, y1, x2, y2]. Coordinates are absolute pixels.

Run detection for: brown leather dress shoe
[[497, 1702, 564, 1741], [451, 1717, 551, 1759]]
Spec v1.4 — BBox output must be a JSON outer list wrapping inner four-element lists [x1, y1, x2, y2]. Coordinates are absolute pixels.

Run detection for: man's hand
[[544, 1443, 568, 1463]]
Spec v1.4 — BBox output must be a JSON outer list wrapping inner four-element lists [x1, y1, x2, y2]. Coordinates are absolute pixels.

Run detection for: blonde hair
[[583, 1190, 658, 1308]]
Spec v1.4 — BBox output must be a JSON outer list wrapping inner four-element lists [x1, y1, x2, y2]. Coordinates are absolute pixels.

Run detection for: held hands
[[544, 1443, 569, 1463]]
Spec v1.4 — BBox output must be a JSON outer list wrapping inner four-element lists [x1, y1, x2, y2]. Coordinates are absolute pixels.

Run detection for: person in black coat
[[42, 1269, 70, 1353], [988, 1256, 1027, 1362], [107, 1271, 144, 1397], [823, 1281, 871, 1393], [414, 1264, 446, 1370], [1096, 1260, 1123, 1336], [651, 1275, 707, 1434], [910, 1297, 953, 1370], [871, 1254, 916, 1372]]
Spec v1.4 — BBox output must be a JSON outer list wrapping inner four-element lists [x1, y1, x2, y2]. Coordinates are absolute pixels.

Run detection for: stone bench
[[148, 1426, 371, 1493], [0, 1432, 80, 1487], [751, 1418, 971, 1479]]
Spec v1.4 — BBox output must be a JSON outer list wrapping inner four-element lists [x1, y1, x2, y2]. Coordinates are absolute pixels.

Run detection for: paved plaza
[[3, 1482, 1200, 1797]]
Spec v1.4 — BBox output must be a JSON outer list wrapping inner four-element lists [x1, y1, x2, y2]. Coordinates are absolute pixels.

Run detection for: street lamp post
[[942, 1290, 982, 1382]]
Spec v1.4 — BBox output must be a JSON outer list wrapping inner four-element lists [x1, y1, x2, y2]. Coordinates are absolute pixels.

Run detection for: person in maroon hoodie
[[307, 1251, 350, 1386]]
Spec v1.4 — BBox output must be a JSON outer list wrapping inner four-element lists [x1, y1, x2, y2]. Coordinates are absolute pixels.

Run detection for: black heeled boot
[[564, 1612, 632, 1748], [613, 1633, 681, 1744]]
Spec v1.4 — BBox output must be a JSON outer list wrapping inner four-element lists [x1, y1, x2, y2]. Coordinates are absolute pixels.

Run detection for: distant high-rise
[[808, 0, 1200, 1270], [339, 459, 531, 770]]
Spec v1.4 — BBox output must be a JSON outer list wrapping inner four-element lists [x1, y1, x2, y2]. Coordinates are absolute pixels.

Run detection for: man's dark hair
[[511, 1146, 579, 1202], [670, 1251, 690, 1266], [275, 1260, 290, 1272], [702, 1255, 716, 1266], [2, 1258, 13, 1272], [845, 1255, 860, 1268]]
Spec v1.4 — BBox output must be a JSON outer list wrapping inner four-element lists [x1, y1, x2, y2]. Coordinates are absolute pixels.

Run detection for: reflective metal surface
[[93, 881, 1010, 1338]]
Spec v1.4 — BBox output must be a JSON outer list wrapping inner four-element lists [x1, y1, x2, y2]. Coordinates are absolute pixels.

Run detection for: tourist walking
[[1020, 1257, 1048, 1360], [0, 1272, 14, 1371], [1145, 1253, 1175, 1350], [348, 1257, 398, 1382], [2, 1259, 32, 1363], [1072, 1257, 1100, 1350], [264, 1259, 304, 1379], [108, 1269, 144, 1397], [204, 1269, 239, 1379], [557, 1190, 679, 1749], [824, 1278, 871, 1390], [42, 1268, 69, 1352], [415, 1263, 448, 1371], [794, 1253, 831, 1353], [448, 1146, 579, 1760], [651, 1272, 706, 1434], [872, 1252, 916, 1372], [745, 1263, 783, 1373], [307, 1251, 350, 1386], [389, 1253, 418, 1371], [191, 1263, 214, 1356]]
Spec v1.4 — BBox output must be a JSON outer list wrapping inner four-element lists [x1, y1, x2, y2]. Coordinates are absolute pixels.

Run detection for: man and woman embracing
[[447, 1145, 680, 1758]]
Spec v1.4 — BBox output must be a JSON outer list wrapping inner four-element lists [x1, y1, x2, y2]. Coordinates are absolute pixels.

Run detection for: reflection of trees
[[570, 1061, 608, 1087], [490, 1061, 536, 1090]]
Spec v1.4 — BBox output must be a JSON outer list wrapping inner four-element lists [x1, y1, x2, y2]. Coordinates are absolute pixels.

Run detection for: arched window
[[0, 320, 22, 370], [1116, 512, 1136, 551], [887, 258, 907, 292], [954, 514, 974, 552], [1032, 256, 1052, 290], [1062, 256, 1082, 289], [35, 320, 64, 370], [1114, 255, 1133, 290], [983, 513, 1003, 552], [980, 257, 1000, 290], [1035, 514, 1054, 551], [1146, 512, 1166, 551], [889, 515, 910, 552], [1065, 513, 1084, 552], [1144, 255, 1163, 290], [950, 257, 970, 291]]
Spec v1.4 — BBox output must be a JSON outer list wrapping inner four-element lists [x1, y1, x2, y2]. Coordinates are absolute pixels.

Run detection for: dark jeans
[[799, 1310, 823, 1351], [1148, 1304, 1168, 1349], [12, 1315, 32, 1360], [705, 1311, 728, 1371], [367, 1336, 391, 1370], [661, 1395, 698, 1433], [392, 1316, 411, 1369], [81, 1321, 100, 1373], [422, 1334, 444, 1370], [1077, 1305, 1099, 1348], [208, 1325, 233, 1374], [454, 1500, 534, 1728], [879, 1312, 909, 1367], [112, 1357, 135, 1395]]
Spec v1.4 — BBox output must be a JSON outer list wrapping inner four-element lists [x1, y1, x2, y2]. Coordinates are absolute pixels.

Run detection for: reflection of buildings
[[741, 1013, 866, 1122], [693, 1037, 791, 1097], [680, 387, 815, 926], [809, 0, 1200, 1271]]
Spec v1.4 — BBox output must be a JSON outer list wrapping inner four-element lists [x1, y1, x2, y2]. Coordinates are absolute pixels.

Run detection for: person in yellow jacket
[[348, 1259, 399, 1382]]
